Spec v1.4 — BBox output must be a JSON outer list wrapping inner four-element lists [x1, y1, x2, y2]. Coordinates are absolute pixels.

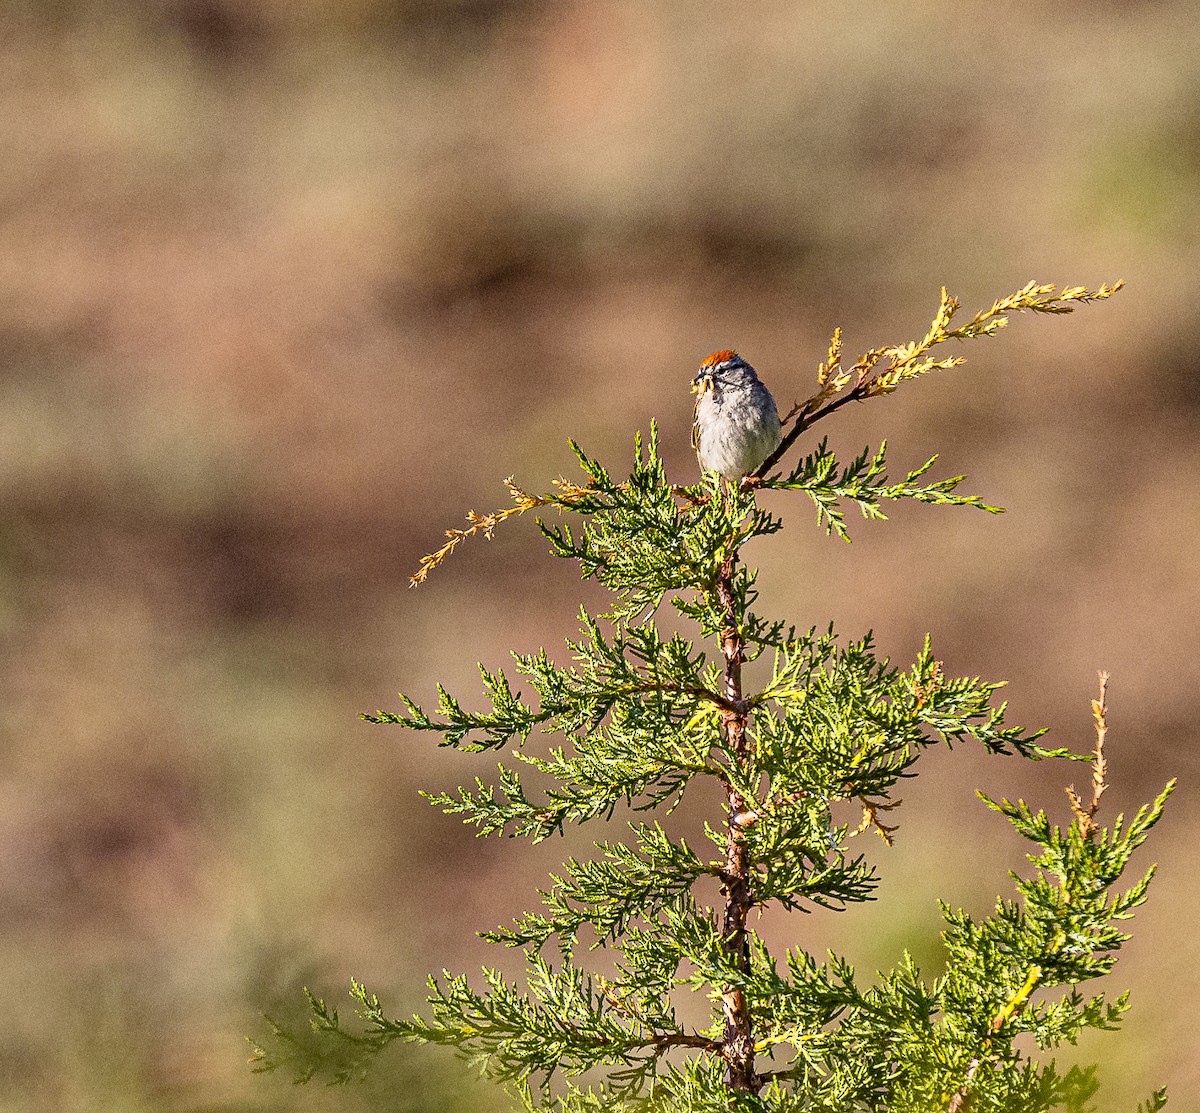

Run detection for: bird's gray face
[[692, 352, 751, 396]]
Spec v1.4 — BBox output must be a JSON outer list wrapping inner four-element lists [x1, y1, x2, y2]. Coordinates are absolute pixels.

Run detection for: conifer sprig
[[761, 438, 1003, 541], [757, 279, 1124, 476]]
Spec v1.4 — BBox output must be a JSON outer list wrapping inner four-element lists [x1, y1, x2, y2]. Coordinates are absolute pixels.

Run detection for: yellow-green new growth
[[765, 280, 1123, 471], [411, 280, 1123, 585]]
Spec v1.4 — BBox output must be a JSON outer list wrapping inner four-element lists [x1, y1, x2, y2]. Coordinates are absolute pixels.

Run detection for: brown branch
[[753, 381, 871, 479], [652, 682, 743, 714], [596, 980, 723, 1059], [589, 679, 741, 716], [714, 545, 758, 1093], [646, 1032, 722, 1053], [754, 1067, 795, 1087]]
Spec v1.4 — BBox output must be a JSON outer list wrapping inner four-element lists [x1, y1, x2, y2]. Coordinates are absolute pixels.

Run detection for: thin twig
[[754, 380, 871, 478], [1067, 671, 1110, 838], [946, 1058, 981, 1113], [944, 963, 1044, 1112], [851, 796, 901, 846], [410, 478, 581, 587], [597, 980, 722, 1056], [646, 1032, 722, 1053]]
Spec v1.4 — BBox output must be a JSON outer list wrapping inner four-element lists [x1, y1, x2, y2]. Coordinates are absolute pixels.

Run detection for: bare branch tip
[[1069, 671, 1111, 835]]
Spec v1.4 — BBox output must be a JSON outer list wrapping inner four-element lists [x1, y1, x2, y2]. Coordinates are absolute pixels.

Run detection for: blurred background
[[2, 2, 1198, 1109]]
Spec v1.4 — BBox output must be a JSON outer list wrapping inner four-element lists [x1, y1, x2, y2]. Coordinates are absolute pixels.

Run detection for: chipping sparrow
[[691, 350, 782, 480]]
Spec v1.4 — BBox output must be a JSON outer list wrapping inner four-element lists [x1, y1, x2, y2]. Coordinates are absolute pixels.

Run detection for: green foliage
[[765, 438, 1003, 541], [252, 284, 1170, 1112]]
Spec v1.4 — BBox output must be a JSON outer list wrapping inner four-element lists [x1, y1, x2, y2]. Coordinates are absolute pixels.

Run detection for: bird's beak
[[691, 373, 713, 396]]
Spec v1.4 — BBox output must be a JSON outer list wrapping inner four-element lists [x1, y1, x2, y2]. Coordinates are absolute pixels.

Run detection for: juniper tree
[[253, 281, 1174, 1112]]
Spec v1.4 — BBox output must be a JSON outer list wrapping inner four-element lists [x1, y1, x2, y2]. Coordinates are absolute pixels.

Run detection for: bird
[[691, 350, 782, 480]]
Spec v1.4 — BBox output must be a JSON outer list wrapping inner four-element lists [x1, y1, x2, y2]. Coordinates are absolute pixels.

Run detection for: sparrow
[[691, 350, 782, 480]]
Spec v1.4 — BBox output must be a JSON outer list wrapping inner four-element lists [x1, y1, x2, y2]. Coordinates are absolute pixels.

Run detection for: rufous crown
[[700, 349, 740, 369]]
